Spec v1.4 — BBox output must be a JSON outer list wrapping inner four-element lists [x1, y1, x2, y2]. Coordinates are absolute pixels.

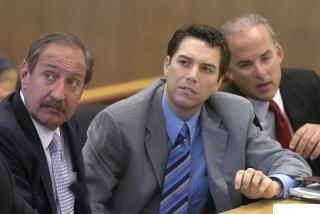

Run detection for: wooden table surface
[[221, 198, 311, 214]]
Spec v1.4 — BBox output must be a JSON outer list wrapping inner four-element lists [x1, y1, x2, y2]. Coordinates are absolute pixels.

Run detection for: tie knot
[[179, 123, 189, 138], [49, 133, 62, 152], [269, 100, 281, 113]]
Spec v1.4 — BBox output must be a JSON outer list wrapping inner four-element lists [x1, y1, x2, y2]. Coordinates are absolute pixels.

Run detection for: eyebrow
[[236, 49, 273, 66], [177, 54, 217, 69], [42, 64, 85, 78]]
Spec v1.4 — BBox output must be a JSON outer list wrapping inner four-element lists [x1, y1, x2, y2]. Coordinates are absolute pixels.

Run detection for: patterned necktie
[[49, 133, 74, 214], [269, 100, 292, 149], [160, 123, 191, 214]]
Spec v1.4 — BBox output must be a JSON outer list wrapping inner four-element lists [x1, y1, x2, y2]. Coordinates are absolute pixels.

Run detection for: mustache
[[40, 98, 66, 112]]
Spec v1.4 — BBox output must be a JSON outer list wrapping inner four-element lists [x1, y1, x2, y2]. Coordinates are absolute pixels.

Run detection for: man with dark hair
[[221, 13, 320, 175], [83, 24, 311, 213], [0, 32, 94, 214], [0, 53, 17, 101]]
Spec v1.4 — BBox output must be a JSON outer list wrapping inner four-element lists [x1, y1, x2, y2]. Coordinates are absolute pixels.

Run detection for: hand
[[234, 168, 283, 199], [289, 124, 320, 160]]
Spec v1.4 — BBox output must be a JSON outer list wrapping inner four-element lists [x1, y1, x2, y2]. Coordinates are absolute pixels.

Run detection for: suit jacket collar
[[201, 100, 233, 211], [11, 92, 57, 213], [144, 83, 168, 189], [223, 81, 262, 130]]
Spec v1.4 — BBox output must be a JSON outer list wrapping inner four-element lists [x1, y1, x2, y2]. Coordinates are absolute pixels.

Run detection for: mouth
[[44, 106, 64, 114], [256, 81, 271, 88], [179, 86, 197, 95]]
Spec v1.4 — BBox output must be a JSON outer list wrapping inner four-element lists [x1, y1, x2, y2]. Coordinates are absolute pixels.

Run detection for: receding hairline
[[220, 13, 277, 43]]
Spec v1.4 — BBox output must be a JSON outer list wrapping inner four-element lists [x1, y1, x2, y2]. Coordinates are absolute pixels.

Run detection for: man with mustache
[[83, 24, 311, 214], [221, 13, 320, 175], [0, 32, 94, 214]]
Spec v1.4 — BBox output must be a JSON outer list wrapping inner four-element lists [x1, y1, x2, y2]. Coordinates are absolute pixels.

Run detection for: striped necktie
[[49, 133, 74, 214], [160, 123, 191, 214]]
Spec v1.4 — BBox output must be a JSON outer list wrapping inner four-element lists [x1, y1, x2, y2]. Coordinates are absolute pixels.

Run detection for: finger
[[258, 176, 272, 194], [251, 170, 264, 189], [290, 132, 301, 150], [241, 168, 255, 190], [290, 125, 308, 150], [234, 170, 245, 190], [301, 134, 318, 158], [310, 140, 320, 160], [294, 132, 310, 155]]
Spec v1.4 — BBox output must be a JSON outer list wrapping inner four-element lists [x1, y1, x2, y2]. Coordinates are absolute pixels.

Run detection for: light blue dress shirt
[[162, 96, 209, 212]]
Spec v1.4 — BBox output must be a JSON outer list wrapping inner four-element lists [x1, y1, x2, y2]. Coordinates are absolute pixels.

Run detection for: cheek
[[66, 92, 81, 108]]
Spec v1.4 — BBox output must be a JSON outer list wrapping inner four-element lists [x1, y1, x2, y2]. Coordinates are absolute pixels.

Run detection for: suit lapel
[[62, 122, 84, 179], [12, 93, 56, 213], [223, 82, 262, 130], [200, 104, 233, 211], [144, 85, 168, 189], [280, 72, 316, 131]]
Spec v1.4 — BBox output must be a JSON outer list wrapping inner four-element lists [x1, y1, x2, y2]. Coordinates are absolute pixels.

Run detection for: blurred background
[[1, 0, 319, 89]]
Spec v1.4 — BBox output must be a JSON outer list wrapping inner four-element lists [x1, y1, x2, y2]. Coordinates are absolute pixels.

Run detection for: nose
[[51, 80, 66, 101], [253, 62, 267, 78], [186, 66, 199, 83]]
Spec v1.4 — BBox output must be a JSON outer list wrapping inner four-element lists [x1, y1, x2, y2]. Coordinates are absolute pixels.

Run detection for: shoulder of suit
[[208, 91, 252, 110], [282, 68, 317, 78], [96, 79, 164, 118]]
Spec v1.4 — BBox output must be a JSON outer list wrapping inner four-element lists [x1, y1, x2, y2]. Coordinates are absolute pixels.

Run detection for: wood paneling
[[1, 0, 319, 89]]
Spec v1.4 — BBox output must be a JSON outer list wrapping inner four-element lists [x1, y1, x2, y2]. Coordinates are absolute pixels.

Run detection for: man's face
[[20, 43, 86, 130], [164, 36, 222, 120], [226, 24, 283, 101]]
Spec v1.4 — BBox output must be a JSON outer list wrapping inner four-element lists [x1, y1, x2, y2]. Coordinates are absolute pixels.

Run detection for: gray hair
[[220, 13, 277, 43], [16, 32, 94, 90]]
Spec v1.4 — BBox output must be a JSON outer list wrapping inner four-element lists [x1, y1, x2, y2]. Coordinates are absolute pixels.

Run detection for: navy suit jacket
[[0, 92, 91, 214], [223, 68, 320, 175]]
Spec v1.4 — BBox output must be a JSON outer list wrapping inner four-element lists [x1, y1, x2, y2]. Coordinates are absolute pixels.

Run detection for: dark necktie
[[49, 133, 74, 214], [160, 124, 191, 214], [268, 100, 292, 149]]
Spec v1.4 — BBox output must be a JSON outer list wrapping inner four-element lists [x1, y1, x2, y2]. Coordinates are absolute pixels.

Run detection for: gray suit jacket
[[83, 79, 311, 213]]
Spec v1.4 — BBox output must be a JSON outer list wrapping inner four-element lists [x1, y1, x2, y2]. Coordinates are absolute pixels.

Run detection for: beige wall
[[1, 0, 319, 88]]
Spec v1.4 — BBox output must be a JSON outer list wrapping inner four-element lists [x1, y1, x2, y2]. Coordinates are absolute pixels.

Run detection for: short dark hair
[[167, 24, 230, 78], [16, 32, 94, 90]]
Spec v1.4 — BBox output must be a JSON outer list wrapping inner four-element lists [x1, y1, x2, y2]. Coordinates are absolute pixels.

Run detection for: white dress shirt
[[248, 89, 294, 140], [19, 91, 74, 201]]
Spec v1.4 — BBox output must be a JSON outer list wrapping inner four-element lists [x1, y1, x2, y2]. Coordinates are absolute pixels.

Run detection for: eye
[[68, 79, 81, 88], [43, 72, 55, 81], [238, 62, 252, 70], [261, 56, 271, 63], [202, 66, 213, 74], [179, 59, 190, 67]]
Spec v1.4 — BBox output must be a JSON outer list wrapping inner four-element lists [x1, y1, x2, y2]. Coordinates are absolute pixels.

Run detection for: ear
[[275, 43, 284, 64], [19, 61, 30, 91], [163, 56, 171, 77], [216, 75, 224, 90], [225, 69, 234, 80]]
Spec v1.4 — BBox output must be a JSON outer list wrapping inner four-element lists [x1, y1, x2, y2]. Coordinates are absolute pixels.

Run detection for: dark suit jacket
[[0, 92, 91, 214], [0, 153, 37, 214], [223, 68, 320, 175]]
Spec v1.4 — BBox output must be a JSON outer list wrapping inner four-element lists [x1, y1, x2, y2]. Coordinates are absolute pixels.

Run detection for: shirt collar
[[161, 94, 201, 145], [247, 88, 285, 122], [19, 91, 60, 149]]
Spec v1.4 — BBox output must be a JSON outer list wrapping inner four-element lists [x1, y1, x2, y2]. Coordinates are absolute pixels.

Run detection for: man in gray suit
[[82, 24, 311, 213]]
